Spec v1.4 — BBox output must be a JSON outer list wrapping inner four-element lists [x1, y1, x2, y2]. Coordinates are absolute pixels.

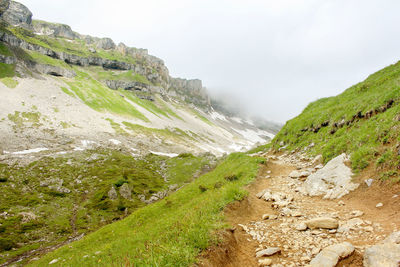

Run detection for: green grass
[[0, 63, 15, 78], [272, 60, 400, 176], [63, 69, 149, 122], [0, 150, 210, 265], [7, 111, 42, 130], [26, 50, 71, 68], [28, 153, 262, 266], [0, 77, 18, 88], [191, 109, 213, 125], [0, 43, 13, 56], [88, 67, 151, 85]]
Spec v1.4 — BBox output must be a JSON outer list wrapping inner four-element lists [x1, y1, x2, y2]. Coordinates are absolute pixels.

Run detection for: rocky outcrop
[[1, 0, 32, 29], [34, 63, 76, 78], [363, 231, 400, 267], [169, 78, 210, 107], [95, 37, 115, 50], [0, 0, 10, 17], [0, 54, 16, 64], [32, 20, 78, 39], [300, 154, 359, 199], [105, 80, 150, 92]]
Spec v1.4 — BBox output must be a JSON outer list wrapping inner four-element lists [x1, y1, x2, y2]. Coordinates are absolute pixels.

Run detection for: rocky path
[[199, 153, 400, 267]]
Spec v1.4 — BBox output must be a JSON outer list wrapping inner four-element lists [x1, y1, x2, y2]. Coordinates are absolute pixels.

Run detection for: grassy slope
[[0, 150, 209, 264], [272, 60, 400, 179], [29, 153, 263, 266]]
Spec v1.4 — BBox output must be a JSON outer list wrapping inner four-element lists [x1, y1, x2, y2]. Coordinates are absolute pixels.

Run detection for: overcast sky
[[18, 0, 400, 123]]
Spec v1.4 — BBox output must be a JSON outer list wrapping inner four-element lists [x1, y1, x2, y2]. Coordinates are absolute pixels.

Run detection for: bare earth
[[198, 153, 400, 267]]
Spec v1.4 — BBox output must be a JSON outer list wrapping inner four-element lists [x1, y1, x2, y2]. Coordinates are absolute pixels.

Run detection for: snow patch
[[11, 148, 49, 155], [210, 111, 227, 121], [232, 128, 274, 143], [150, 151, 179, 158], [109, 139, 121, 145], [231, 117, 243, 124], [81, 140, 97, 147]]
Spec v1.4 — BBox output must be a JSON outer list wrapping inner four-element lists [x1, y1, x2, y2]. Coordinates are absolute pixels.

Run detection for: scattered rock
[[363, 231, 400, 267], [376, 203, 383, 208], [301, 154, 359, 199], [365, 179, 374, 187], [119, 183, 131, 200], [19, 212, 37, 223], [108, 186, 118, 200], [312, 155, 323, 165], [309, 242, 354, 267], [350, 210, 364, 218], [256, 247, 281, 257], [49, 259, 59, 265], [295, 222, 308, 231], [305, 217, 339, 230], [258, 258, 272, 266]]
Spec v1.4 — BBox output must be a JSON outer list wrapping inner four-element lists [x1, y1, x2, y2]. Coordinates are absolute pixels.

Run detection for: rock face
[[301, 154, 359, 199], [33, 20, 78, 39], [34, 63, 76, 78], [0, 0, 10, 17], [1, 0, 32, 29], [363, 231, 400, 267], [304, 217, 339, 229], [105, 80, 150, 92], [95, 37, 116, 50], [309, 242, 354, 267]]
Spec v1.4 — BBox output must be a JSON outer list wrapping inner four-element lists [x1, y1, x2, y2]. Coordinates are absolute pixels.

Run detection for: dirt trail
[[198, 153, 400, 267]]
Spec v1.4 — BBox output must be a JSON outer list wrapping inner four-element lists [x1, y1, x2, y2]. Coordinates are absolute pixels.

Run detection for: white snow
[[81, 140, 97, 147], [232, 128, 275, 143], [150, 151, 179, 158], [56, 151, 68, 155], [210, 111, 228, 121], [108, 139, 121, 145], [73, 147, 84, 151], [231, 117, 243, 124], [11, 148, 49, 155]]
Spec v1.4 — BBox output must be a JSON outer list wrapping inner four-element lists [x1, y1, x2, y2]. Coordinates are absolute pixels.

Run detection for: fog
[[19, 0, 400, 122]]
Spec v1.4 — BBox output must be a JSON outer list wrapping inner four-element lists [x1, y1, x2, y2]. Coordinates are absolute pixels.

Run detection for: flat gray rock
[[301, 154, 359, 199], [364, 231, 400, 267], [256, 247, 281, 257], [309, 242, 354, 267], [305, 217, 339, 229]]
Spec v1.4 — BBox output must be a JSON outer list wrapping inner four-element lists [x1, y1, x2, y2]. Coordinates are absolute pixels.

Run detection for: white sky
[[18, 0, 400, 123]]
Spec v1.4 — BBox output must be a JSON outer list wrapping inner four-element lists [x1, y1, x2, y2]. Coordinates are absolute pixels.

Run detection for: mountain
[[0, 0, 279, 265], [0, 0, 277, 160]]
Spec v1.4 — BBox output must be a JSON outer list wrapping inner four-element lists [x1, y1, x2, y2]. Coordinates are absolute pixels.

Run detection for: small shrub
[[214, 182, 223, 189], [0, 177, 7, 182], [114, 179, 128, 187], [0, 237, 16, 251], [224, 174, 238, 181], [198, 185, 208, 192]]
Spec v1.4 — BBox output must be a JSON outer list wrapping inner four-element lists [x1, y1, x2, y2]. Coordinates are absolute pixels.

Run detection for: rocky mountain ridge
[[0, 0, 210, 108]]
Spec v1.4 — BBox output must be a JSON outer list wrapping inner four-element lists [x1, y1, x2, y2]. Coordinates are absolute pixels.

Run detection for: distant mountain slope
[[272, 60, 400, 179], [0, 0, 277, 159]]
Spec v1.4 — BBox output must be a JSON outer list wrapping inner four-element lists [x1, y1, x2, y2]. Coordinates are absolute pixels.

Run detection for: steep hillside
[[272, 60, 400, 180]]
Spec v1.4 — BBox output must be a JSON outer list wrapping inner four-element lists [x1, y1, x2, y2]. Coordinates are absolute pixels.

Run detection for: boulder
[[305, 217, 339, 229], [1, 0, 32, 29], [364, 231, 400, 267], [256, 247, 281, 257], [108, 186, 118, 200], [119, 183, 131, 200], [309, 242, 354, 267], [258, 258, 272, 266], [301, 154, 359, 199]]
